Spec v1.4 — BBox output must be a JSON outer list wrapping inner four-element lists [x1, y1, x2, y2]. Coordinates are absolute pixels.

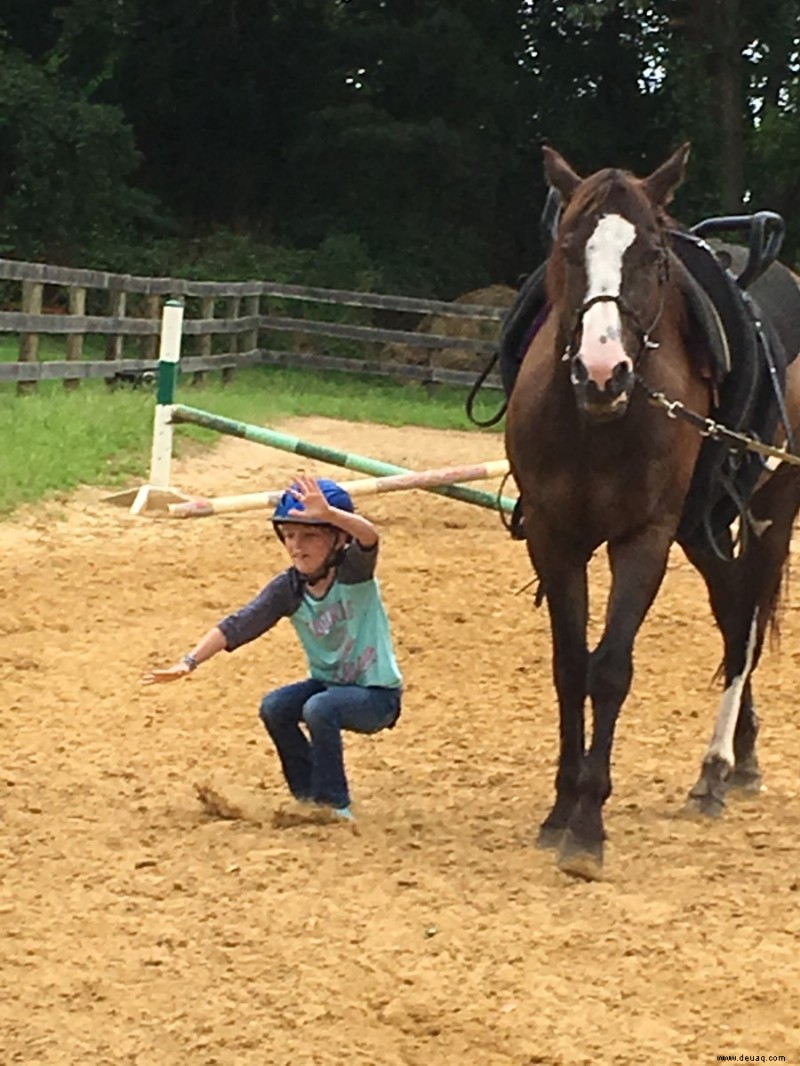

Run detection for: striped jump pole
[[168, 458, 512, 517], [170, 405, 516, 515]]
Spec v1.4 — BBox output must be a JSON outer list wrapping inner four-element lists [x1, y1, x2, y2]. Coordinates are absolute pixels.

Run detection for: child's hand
[[141, 662, 192, 685], [289, 475, 334, 522]]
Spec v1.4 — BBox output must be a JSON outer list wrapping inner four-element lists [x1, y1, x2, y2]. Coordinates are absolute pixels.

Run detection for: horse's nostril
[[607, 361, 633, 398], [570, 357, 589, 386]]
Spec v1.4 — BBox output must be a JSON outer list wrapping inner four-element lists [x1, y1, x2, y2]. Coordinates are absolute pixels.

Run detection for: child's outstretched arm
[[142, 625, 228, 685], [290, 475, 378, 547]]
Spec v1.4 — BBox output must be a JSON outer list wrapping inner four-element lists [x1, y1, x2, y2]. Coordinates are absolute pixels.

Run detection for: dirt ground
[[2, 416, 800, 1066]]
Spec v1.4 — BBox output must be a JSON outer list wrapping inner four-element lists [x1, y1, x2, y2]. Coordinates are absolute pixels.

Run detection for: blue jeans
[[259, 679, 401, 809]]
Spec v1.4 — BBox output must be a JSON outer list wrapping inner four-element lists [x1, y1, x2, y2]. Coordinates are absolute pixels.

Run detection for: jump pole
[[170, 405, 517, 515], [168, 458, 512, 517]]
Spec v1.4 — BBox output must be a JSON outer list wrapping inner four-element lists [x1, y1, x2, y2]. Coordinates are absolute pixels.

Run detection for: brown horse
[[505, 144, 800, 879]]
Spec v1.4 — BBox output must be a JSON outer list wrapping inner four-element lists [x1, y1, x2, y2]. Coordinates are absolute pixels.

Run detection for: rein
[[635, 373, 800, 469], [628, 240, 799, 470]]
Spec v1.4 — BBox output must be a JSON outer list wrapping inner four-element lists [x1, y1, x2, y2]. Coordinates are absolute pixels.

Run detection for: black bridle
[[562, 243, 670, 369]]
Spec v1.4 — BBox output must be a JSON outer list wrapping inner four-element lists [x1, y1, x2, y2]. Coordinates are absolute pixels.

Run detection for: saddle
[[670, 223, 799, 555], [490, 210, 800, 559]]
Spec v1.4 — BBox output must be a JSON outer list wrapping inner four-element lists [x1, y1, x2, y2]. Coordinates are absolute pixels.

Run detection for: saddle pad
[[671, 231, 790, 556], [714, 242, 800, 364]]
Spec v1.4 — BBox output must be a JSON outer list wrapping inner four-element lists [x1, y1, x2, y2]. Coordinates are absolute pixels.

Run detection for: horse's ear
[[643, 142, 691, 207], [543, 146, 582, 203]]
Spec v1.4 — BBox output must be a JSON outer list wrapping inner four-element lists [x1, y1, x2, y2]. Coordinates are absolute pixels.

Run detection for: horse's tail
[[710, 525, 793, 687], [766, 549, 791, 653]]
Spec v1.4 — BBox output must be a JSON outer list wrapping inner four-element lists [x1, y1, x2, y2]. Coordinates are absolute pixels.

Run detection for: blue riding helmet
[[271, 478, 355, 534]]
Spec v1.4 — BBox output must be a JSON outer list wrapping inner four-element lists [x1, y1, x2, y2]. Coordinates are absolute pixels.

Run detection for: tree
[[280, 0, 535, 293], [0, 41, 147, 262]]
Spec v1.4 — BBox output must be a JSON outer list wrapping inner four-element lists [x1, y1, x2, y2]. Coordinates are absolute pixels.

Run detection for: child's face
[[280, 524, 339, 576]]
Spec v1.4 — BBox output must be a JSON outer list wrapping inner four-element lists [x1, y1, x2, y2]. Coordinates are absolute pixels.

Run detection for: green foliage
[[0, 40, 159, 262], [2, 0, 800, 288], [278, 1, 535, 294]]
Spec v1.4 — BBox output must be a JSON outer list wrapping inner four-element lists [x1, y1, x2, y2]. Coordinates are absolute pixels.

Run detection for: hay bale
[[384, 284, 515, 372]]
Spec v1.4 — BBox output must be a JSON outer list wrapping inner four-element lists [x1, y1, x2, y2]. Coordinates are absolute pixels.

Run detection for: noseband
[[562, 242, 670, 366]]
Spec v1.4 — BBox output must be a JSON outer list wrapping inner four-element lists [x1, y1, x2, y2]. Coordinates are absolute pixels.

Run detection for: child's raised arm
[[290, 475, 378, 547]]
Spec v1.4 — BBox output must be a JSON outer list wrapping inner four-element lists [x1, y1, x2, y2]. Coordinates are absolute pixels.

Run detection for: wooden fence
[[0, 257, 509, 393]]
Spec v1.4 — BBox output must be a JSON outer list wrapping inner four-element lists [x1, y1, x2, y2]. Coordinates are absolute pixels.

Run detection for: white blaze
[[578, 214, 636, 389], [584, 214, 637, 300]]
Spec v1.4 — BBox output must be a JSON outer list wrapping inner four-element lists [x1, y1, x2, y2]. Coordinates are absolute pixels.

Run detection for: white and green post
[[109, 297, 190, 515], [146, 298, 184, 492]]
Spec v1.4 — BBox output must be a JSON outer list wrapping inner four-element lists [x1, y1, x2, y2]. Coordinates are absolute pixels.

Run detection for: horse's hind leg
[[684, 465, 800, 816], [686, 598, 759, 817], [729, 679, 762, 791]]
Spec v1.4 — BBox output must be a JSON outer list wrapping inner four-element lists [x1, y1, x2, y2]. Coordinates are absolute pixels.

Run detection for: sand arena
[[2, 417, 799, 1065]]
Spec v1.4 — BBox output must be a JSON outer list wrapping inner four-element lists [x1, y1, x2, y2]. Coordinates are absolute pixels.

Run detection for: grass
[[0, 365, 504, 516]]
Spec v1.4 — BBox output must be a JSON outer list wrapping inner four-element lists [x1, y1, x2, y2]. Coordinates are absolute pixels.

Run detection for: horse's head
[[543, 143, 691, 420]]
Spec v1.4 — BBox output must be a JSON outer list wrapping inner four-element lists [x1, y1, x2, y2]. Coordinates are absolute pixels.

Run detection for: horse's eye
[[638, 243, 662, 267], [559, 233, 582, 263]]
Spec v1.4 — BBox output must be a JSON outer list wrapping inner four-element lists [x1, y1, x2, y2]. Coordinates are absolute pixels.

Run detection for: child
[[142, 475, 403, 827]]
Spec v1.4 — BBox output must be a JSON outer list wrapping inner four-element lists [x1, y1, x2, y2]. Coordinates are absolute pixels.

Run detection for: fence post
[[105, 285, 127, 380], [194, 295, 215, 386], [242, 293, 260, 355], [223, 295, 240, 384], [64, 285, 86, 390], [17, 280, 43, 395], [140, 293, 161, 361]]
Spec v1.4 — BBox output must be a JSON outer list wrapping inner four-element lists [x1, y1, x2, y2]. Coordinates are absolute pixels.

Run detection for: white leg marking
[[705, 612, 759, 768]]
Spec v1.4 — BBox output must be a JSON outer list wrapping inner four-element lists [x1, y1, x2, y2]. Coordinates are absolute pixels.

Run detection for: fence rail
[[0, 256, 509, 391]]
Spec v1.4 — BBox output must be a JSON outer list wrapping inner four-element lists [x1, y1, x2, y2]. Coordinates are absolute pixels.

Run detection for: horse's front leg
[[527, 533, 589, 849], [558, 526, 673, 880]]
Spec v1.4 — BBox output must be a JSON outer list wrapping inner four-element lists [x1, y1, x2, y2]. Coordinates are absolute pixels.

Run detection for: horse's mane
[[547, 167, 676, 308], [567, 168, 671, 229]]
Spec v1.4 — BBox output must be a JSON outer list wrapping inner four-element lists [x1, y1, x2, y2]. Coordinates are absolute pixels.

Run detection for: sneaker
[[272, 800, 359, 834], [330, 806, 360, 836]]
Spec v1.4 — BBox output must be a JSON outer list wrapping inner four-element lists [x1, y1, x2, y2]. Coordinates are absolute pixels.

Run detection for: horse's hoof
[[727, 760, 763, 794], [727, 772, 763, 794], [683, 791, 725, 819], [686, 761, 729, 818], [536, 823, 565, 850], [557, 830, 604, 881]]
